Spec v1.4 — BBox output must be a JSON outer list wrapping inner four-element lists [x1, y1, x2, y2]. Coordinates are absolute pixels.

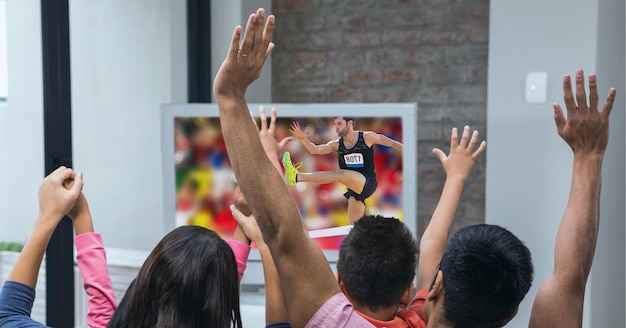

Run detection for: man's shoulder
[[361, 131, 379, 140], [305, 293, 374, 328]]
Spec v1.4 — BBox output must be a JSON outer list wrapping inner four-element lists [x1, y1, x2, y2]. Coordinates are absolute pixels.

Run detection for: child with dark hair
[[107, 225, 242, 328], [337, 215, 418, 318]]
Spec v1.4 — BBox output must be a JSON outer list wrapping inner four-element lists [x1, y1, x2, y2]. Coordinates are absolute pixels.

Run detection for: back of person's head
[[107, 225, 242, 328], [337, 215, 418, 312], [438, 224, 533, 328]]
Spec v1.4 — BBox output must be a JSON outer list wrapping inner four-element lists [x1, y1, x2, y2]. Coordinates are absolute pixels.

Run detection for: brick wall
[[271, 0, 489, 238]]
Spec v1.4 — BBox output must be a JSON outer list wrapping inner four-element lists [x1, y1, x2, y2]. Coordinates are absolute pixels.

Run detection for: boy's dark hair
[[439, 224, 534, 328], [337, 215, 418, 312], [108, 226, 242, 328]]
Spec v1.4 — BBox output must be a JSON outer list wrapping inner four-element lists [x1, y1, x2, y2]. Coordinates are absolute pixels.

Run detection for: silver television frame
[[161, 102, 418, 285]]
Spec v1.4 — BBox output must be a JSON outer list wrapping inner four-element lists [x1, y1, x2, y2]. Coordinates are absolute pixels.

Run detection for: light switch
[[525, 72, 547, 104]]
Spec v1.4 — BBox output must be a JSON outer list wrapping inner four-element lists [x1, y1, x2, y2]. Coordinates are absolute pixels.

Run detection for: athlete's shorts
[[344, 175, 377, 204]]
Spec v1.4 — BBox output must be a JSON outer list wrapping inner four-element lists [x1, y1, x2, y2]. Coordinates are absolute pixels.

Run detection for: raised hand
[[432, 126, 486, 181], [255, 106, 293, 159], [213, 8, 275, 100], [529, 71, 617, 328], [7, 167, 83, 289], [289, 121, 309, 140], [38, 166, 83, 224], [230, 206, 264, 246], [554, 69, 615, 157]]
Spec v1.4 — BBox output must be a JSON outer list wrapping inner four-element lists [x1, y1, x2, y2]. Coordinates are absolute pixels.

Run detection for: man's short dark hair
[[337, 215, 418, 312], [439, 224, 534, 328], [335, 116, 355, 125]]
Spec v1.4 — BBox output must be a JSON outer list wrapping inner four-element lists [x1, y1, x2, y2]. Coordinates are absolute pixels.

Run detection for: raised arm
[[214, 9, 340, 327], [363, 131, 403, 153], [289, 121, 338, 155], [529, 70, 616, 328], [8, 167, 82, 288], [0, 167, 82, 326], [416, 126, 485, 291], [229, 105, 293, 282], [67, 191, 117, 328], [231, 207, 290, 326]]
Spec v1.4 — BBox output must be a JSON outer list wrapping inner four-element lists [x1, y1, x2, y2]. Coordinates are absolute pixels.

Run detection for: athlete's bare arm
[[289, 121, 338, 155], [529, 70, 615, 328], [363, 131, 403, 152]]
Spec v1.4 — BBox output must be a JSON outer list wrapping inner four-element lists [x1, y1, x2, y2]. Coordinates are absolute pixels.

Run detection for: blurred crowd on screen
[[173, 115, 403, 250]]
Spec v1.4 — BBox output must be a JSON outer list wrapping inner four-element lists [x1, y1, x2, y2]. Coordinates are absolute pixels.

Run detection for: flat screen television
[[161, 103, 418, 284]]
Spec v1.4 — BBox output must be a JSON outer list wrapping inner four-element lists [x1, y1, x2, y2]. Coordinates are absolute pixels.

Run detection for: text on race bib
[[344, 153, 364, 168]]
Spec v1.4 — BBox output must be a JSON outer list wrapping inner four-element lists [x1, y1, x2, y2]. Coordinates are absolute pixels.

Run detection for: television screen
[[161, 103, 417, 269]]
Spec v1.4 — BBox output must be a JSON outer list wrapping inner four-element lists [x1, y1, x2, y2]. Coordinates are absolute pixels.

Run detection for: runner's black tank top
[[337, 131, 375, 178]]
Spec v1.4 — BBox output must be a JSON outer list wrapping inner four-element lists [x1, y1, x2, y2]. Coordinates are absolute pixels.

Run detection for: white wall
[[0, 0, 269, 250], [0, 0, 44, 244], [70, 0, 187, 250], [589, 0, 626, 326], [487, 0, 625, 327]]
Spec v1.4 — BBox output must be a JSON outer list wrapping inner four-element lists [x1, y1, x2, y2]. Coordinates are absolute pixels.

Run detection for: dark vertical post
[[187, 0, 212, 102], [41, 0, 74, 326]]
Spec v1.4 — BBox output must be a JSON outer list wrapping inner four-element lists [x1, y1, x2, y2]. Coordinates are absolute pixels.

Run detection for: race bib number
[[344, 153, 364, 168]]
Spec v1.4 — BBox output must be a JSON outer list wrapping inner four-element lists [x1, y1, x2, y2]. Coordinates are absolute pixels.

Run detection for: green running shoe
[[282, 151, 300, 186]]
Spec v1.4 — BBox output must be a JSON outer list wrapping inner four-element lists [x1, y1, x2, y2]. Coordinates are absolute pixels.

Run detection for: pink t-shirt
[[75, 233, 117, 328], [305, 292, 375, 328], [227, 239, 251, 282]]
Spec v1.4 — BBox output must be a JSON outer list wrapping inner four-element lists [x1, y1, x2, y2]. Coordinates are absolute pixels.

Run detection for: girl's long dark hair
[[107, 226, 242, 328]]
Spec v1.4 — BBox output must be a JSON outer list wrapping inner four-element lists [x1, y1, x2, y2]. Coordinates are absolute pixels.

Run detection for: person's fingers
[[467, 130, 479, 151], [432, 148, 447, 163], [54, 166, 75, 184], [230, 204, 254, 224], [266, 41, 275, 59], [588, 74, 599, 110], [449, 127, 458, 151], [471, 141, 487, 160], [67, 172, 84, 198], [230, 205, 245, 223], [51, 165, 67, 174], [239, 13, 257, 56], [459, 126, 470, 149], [252, 8, 265, 54], [562, 74, 576, 116], [602, 88, 616, 117], [278, 136, 294, 149], [260, 15, 275, 60], [553, 103, 566, 135], [268, 107, 277, 132], [259, 106, 268, 131], [574, 69, 588, 111], [289, 121, 299, 135], [228, 26, 242, 59]]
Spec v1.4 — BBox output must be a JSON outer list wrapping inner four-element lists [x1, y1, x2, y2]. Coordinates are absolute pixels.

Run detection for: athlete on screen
[[283, 116, 403, 224]]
